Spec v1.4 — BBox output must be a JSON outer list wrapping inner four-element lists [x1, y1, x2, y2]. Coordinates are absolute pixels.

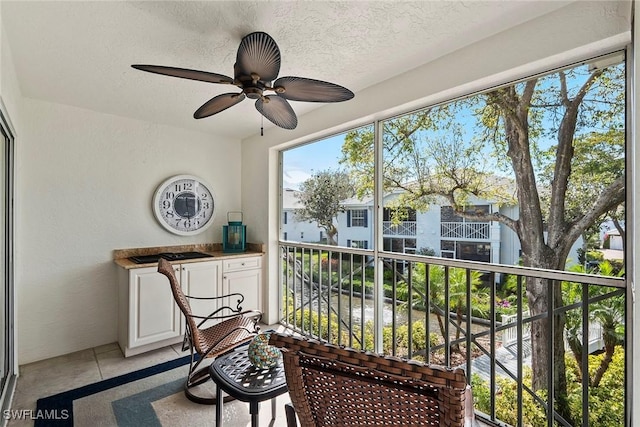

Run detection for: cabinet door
[[223, 267, 262, 315], [128, 266, 182, 348], [181, 260, 223, 329]]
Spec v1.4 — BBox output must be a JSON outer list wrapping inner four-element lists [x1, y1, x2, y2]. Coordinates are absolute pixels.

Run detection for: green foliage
[[494, 368, 550, 426], [471, 347, 625, 426], [576, 248, 604, 267], [381, 320, 438, 356], [417, 247, 436, 256], [539, 130, 624, 225], [286, 305, 358, 347], [295, 169, 354, 244], [563, 261, 625, 387], [566, 347, 625, 425]]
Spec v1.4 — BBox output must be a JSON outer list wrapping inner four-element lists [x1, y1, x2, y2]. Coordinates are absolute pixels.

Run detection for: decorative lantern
[[223, 211, 246, 253]]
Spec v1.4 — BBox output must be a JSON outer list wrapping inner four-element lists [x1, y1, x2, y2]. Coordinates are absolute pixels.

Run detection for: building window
[[348, 209, 368, 227], [283, 232, 287, 240], [459, 242, 491, 262], [347, 239, 368, 249], [283, 211, 287, 224], [384, 237, 415, 253]]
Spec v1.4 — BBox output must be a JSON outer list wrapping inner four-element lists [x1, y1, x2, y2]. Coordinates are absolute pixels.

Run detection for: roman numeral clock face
[[152, 175, 216, 235]]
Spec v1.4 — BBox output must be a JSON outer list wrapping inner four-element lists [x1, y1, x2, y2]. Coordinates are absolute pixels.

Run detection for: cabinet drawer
[[223, 256, 262, 272]]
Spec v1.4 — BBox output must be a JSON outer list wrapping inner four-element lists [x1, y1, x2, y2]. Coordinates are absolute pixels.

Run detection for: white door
[[181, 260, 223, 329], [223, 268, 262, 315], [129, 266, 182, 348]]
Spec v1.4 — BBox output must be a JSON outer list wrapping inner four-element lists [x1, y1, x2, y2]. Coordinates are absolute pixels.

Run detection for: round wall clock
[[152, 175, 216, 235]]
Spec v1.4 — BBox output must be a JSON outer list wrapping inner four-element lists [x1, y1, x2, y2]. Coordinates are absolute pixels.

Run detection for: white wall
[[415, 209, 442, 254], [15, 99, 241, 363], [241, 1, 631, 323], [336, 208, 372, 248], [0, 11, 21, 133], [281, 209, 324, 243]]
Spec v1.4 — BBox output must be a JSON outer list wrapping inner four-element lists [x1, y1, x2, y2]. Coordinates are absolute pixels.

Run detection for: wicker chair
[[157, 258, 262, 404], [269, 332, 476, 427]]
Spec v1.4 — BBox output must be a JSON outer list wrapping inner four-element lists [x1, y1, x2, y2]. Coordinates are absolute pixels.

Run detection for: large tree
[[295, 170, 354, 245], [341, 57, 625, 422]]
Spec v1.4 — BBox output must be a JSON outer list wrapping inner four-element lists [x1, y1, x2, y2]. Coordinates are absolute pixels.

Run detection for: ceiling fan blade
[[273, 77, 355, 102], [235, 32, 281, 82], [132, 65, 233, 84], [194, 93, 246, 119], [255, 96, 297, 129]]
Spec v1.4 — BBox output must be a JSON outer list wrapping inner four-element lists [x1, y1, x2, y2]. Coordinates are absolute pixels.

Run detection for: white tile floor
[[7, 331, 488, 427], [7, 331, 292, 427]]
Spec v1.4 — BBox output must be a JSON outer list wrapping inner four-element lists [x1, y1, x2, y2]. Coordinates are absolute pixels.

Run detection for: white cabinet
[[180, 260, 223, 330], [222, 256, 262, 315], [117, 255, 262, 357], [117, 260, 222, 357]]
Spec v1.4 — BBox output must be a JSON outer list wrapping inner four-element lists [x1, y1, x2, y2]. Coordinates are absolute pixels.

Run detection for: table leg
[[271, 397, 276, 420], [216, 385, 223, 427], [249, 400, 259, 427]]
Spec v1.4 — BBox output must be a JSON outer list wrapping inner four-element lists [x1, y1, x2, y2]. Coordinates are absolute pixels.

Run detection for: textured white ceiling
[[2, 1, 573, 140]]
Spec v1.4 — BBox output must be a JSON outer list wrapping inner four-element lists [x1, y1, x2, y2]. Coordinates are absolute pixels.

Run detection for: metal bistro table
[[209, 344, 288, 427]]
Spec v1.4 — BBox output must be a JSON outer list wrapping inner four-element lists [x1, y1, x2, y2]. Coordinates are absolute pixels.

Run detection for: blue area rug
[[35, 355, 192, 427]]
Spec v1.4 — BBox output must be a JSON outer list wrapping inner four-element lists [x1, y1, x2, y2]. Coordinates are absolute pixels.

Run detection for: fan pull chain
[[261, 115, 264, 136]]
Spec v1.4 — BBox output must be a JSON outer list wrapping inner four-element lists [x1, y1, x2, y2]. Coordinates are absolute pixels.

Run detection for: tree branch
[[549, 69, 605, 236], [560, 175, 625, 251]]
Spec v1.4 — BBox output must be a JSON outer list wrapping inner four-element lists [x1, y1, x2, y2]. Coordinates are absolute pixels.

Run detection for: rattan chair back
[[157, 258, 260, 404], [270, 332, 469, 427]]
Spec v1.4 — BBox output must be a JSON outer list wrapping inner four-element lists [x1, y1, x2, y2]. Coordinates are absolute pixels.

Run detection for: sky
[[282, 133, 346, 189], [281, 61, 625, 191]]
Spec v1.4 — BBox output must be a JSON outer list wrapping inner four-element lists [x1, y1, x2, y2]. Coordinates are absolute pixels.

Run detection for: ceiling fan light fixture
[[244, 87, 264, 99]]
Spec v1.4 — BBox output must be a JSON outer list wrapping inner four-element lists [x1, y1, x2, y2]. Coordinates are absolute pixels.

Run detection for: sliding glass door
[[0, 103, 15, 410]]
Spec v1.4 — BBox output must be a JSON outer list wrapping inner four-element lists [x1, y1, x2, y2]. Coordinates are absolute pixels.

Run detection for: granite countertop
[[113, 243, 265, 269]]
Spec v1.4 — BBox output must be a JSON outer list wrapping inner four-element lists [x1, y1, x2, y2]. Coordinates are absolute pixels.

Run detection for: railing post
[[373, 118, 384, 353], [582, 282, 589, 427]]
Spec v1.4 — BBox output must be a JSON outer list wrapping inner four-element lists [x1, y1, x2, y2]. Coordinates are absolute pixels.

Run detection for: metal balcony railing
[[279, 241, 627, 427], [383, 220, 417, 236], [441, 221, 490, 239]]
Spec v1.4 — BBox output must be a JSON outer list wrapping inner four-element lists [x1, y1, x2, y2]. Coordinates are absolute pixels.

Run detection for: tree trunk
[[567, 335, 584, 382], [326, 223, 338, 245], [527, 277, 568, 390], [491, 83, 574, 421], [591, 324, 618, 387]]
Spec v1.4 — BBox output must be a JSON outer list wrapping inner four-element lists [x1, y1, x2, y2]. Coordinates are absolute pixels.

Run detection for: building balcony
[[441, 221, 490, 240], [383, 220, 417, 236]]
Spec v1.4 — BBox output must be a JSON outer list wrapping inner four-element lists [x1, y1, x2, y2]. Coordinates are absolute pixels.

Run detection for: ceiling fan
[[132, 31, 354, 130]]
